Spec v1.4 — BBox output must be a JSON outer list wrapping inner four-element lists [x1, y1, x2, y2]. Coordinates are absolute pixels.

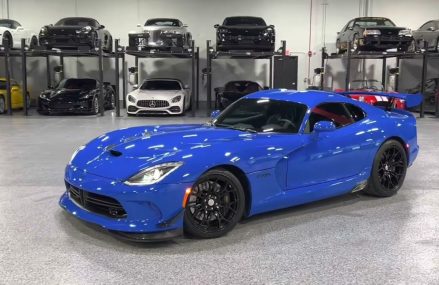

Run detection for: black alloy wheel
[[184, 169, 245, 238], [92, 97, 99, 115], [2, 33, 12, 49], [30, 36, 38, 49], [364, 140, 407, 197]]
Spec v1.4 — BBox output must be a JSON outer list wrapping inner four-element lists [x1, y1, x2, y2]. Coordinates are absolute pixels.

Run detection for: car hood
[[130, 89, 183, 100], [362, 26, 407, 31], [45, 89, 89, 100], [143, 26, 185, 32], [70, 124, 306, 182]]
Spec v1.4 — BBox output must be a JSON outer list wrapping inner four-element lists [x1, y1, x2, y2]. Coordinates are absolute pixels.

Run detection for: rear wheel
[[2, 33, 12, 49], [364, 140, 407, 197], [184, 169, 245, 238], [25, 92, 31, 109]]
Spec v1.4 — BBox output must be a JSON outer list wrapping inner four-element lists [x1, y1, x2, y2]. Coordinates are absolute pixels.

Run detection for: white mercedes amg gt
[[126, 78, 191, 116], [0, 19, 38, 49]]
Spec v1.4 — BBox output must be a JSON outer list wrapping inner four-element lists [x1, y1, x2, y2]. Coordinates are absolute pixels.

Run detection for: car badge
[[149, 101, 156, 108]]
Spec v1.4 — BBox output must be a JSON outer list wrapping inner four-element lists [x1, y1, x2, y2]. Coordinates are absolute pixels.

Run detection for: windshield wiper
[[214, 123, 257, 133]]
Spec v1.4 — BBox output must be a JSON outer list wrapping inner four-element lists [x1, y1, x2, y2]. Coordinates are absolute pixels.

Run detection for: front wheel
[[363, 140, 407, 197], [92, 97, 99, 115], [29, 36, 38, 49], [184, 169, 246, 238], [0, 96, 5, 113]]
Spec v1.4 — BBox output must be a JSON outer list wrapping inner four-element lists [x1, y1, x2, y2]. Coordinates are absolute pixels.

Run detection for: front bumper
[[128, 32, 185, 50], [126, 99, 184, 115], [217, 35, 274, 51], [39, 34, 94, 49], [60, 165, 192, 236], [360, 35, 413, 50], [38, 98, 93, 114]]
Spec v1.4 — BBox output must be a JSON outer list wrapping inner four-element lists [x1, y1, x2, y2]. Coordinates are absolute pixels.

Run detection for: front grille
[[137, 100, 169, 108], [150, 30, 162, 42], [67, 183, 127, 219]]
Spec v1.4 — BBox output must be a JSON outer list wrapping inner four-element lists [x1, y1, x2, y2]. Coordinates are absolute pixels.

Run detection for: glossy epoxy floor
[[0, 111, 438, 284]]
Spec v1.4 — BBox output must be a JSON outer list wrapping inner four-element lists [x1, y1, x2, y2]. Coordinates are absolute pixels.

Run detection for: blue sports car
[[60, 90, 421, 240]]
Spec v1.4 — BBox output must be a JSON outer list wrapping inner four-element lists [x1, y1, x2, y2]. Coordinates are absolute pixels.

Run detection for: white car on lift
[[0, 19, 38, 49], [126, 78, 191, 116]]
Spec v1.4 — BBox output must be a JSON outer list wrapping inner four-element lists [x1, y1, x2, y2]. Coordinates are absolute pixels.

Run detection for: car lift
[[125, 40, 200, 117], [321, 42, 439, 118], [0, 38, 125, 117], [204, 40, 287, 116]]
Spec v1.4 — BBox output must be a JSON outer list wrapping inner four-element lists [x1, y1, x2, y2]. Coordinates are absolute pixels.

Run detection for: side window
[[306, 103, 354, 133], [13, 21, 21, 29], [345, 103, 366, 122], [346, 20, 354, 31], [420, 21, 433, 31]]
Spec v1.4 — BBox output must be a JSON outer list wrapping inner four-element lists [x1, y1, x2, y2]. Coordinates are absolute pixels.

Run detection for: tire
[[29, 36, 38, 49], [105, 36, 113, 53], [108, 91, 115, 110], [336, 40, 344, 54], [2, 33, 12, 49], [363, 140, 408, 197], [436, 37, 439, 52], [351, 34, 359, 52], [0, 96, 5, 113], [184, 168, 246, 238], [92, 97, 99, 115]]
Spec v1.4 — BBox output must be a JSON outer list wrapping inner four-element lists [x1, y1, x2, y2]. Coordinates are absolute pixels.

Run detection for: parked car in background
[[0, 19, 38, 49], [335, 79, 405, 109], [126, 78, 190, 116], [128, 18, 192, 51], [407, 78, 439, 113], [215, 80, 265, 110], [412, 20, 439, 51], [336, 17, 413, 53], [38, 78, 115, 115], [0, 78, 30, 113], [39, 17, 113, 52], [214, 16, 275, 52]]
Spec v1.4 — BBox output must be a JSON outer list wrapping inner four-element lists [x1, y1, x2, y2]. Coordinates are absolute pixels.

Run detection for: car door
[[286, 102, 375, 190], [340, 20, 354, 46]]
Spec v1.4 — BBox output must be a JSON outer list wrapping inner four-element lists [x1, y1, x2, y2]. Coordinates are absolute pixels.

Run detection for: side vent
[[109, 149, 122, 157]]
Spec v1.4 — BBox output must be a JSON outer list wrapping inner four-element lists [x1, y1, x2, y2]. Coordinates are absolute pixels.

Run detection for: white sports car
[[127, 78, 191, 115], [0, 19, 38, 49]]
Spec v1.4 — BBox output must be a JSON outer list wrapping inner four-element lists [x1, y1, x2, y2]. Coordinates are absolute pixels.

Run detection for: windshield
[[140, 80, 181, 91], [223, 17, 266, 26], [145, 19, 180, 27], [58, 79, 96, 90], [55, 18, 97, 27], [354, 18, 395, 27], [214, 98, 307, 134], [350, 80, 383, 91]]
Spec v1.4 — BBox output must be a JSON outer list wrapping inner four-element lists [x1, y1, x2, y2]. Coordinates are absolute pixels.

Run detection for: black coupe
[[38, 78, 115, 115], [39, 17, 113, 52], [214, 16, 275, 52], [215, 80, 266, 110], [336, 17, 413, 53]]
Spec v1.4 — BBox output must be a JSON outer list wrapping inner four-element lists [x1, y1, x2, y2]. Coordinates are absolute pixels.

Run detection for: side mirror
[[269, 24, 275, 28], [182, 24, 188, 28], [214, 24, 219, 29], [17, 26, 24, 30], [313, 121, 336, 133], [210, 110, 221, 119], [99, 25, 105, 29], [337, 31, 340, 35], [348, 27, 353, 30], [184, 84, 189, 89], [137, 24, 142, 28], [263, 86, 270, 90], [133, 84, 139, 90], [428, 26, 436, 31]]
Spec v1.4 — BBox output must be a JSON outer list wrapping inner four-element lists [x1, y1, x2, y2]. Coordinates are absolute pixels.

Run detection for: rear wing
[[337, 91, 423, 109]]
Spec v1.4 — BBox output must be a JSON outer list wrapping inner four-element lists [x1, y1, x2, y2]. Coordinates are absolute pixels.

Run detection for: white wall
[[0, 0, 438, 103]]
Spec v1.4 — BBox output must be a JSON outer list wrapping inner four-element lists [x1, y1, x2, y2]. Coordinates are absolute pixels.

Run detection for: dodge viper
[[215, 80, 266, 110], [38, 78, 115, 115], [60, 90, 421, 240]]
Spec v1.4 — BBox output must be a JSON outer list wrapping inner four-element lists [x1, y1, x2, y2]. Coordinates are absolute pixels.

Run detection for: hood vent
[[109, 149, 122, 157]]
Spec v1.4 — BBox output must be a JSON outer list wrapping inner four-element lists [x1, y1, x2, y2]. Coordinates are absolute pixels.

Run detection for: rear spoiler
[[338, 91, 423, 109]]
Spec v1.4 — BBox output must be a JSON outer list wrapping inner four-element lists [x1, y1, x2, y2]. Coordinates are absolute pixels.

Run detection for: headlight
[[363, 29, 381, 36], [124, 162, 183, 186], [219, 28, 229, 33], [69, 145, 85, 165], [39, 93, 47, 99], [81, 26, 92, 33], [128, 94, 136, 103], [171, 95, 182, 103], [398, 29, 412, 36], [40, 27, 47, 35]]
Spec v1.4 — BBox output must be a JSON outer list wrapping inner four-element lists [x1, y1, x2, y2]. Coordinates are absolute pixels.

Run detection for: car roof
[[353, 17, 391, 20], [245, 89, 353, 108]]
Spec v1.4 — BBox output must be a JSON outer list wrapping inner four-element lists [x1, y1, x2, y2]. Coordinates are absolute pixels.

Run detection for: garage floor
[[0, 111, 438, 284]]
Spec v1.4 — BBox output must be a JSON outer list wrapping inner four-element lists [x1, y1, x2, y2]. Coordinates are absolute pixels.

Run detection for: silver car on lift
[[128, 18, 192, 51]]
